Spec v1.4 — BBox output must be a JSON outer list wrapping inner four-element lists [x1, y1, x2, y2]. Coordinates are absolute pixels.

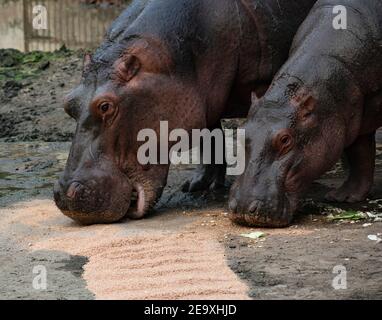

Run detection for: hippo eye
[[280, 135, 291, 145], [99, 102, 111, 113], [94, 100, 118, 126], [273, 131, 294, 157], [92, 96, 118, 125]]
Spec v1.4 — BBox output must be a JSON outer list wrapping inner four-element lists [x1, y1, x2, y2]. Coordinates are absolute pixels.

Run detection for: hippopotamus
[[229, 0, 382, 227], [53, 0, 317, 224]]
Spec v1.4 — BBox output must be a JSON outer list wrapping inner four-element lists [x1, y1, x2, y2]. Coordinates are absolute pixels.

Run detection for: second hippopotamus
[[229, 0, 382, 227]]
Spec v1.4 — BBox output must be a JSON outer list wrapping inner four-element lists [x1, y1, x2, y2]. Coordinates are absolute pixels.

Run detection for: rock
[[0, 49, 23, 67], [367, 234, 382, 243], [38, 61, 50, 71], [2, 80, 23, 99], [240, 232, 266, 240]]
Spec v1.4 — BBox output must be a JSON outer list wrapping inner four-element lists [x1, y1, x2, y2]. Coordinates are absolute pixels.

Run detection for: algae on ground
[[0, 46, 72, 84], [327, 210, 366, 221]]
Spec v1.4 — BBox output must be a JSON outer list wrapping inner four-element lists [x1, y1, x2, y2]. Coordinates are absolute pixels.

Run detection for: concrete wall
[[0, 0, 25, 51], [0, 0, 129, 52]]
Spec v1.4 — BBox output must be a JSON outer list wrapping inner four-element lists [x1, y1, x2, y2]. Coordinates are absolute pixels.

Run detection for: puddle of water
[[0, 142, 70, 206]]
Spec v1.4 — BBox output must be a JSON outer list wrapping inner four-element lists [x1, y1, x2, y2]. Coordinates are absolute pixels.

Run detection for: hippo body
[[229, 0, 382, 227], [54, 0, 317, 224]]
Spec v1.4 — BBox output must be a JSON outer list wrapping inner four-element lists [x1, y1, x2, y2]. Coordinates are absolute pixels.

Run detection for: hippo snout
[[53, 174, 132, 225], [228, 185, 294, 228], [54, 180, 93, 210]]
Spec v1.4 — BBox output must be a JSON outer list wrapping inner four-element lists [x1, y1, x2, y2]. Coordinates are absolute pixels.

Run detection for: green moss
[[0, 46, 73, 84]]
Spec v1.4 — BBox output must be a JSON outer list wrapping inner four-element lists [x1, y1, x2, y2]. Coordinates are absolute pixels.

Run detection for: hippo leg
[[182, 163, 226, 192], [325, 132, 376, 203], [182, 125, 226, 192]]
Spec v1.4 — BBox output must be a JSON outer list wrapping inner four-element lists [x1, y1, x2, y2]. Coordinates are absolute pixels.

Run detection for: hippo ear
[[291, 88, 316, 112], [302, 96, 315, 110], [296, 94, 317, 123], [83, 53, 92, 66], [248, 91, 261, 117], [251, 91, 260, 106], [82, 53, 92, 75], [116, 54, 141, 83]]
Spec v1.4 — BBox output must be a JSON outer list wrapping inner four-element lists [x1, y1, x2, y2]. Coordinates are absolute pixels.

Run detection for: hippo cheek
[[54, 177, 133, 225]]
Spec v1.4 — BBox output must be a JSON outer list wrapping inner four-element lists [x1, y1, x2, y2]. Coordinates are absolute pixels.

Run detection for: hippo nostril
[[229, 199, 237, 213], [249, 201, 258, 213], [66, 182, 83, 200]]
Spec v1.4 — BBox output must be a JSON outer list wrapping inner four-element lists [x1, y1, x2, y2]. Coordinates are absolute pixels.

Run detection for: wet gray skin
[[229, 0, 382, 227]]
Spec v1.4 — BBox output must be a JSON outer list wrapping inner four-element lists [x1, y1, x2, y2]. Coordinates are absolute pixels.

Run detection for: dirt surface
[[0, 50, 381, 300], [0, 48, 79, 142]]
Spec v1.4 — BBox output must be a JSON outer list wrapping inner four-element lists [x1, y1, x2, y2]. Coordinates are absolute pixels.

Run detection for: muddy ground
[[0, 50, 381, 300], [0, 48, 79, 142]]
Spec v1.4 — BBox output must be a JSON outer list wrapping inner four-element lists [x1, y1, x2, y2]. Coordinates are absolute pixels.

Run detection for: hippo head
[[229, 78, 356, 227], [54, 37, 205, 224]]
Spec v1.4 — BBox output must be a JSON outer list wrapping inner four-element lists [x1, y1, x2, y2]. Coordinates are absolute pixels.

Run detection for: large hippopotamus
[[54, 0, 317, 224], [229, 0, 382, 227]]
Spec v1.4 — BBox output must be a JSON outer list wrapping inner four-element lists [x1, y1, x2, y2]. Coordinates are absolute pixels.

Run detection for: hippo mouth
[[55, 178, 159, 225], [229, 186, 299, 228], [229, 203, 294, 228], [54, 157, 168, 225], [230, 164, 305, 227], [54, 178, 131, 225]]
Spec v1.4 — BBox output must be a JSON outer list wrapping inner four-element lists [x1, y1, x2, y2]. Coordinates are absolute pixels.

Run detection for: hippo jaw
[[54, 172, 163, 225], [54, 156, 169, 225]]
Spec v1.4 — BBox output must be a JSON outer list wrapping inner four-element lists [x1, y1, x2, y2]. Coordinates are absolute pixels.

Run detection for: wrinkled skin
[[54, 0, 317, 224], [229, 0, 382, 227]]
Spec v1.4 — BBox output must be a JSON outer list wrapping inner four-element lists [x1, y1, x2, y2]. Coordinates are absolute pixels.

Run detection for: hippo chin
[[229, 0, 382, 227], [54, 0, 317, 224]]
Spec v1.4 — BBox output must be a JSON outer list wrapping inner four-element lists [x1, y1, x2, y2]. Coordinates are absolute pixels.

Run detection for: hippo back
[[239, 0, 317, 79]]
